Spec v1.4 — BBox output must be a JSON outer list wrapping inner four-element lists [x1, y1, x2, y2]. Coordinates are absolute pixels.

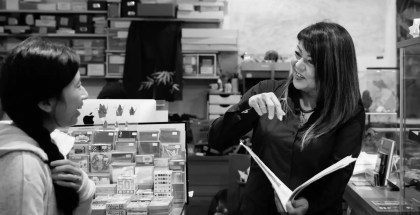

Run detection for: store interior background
[[80, 0, 397, 120]]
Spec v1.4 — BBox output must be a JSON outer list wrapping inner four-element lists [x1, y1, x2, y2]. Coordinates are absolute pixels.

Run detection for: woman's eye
[[307, 59, 314, 65], [294, 51, 301, 59]]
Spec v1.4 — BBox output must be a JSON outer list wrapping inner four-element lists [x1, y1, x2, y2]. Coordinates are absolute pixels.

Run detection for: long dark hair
[[282, 22, 361, 148], [0, 37, 80, 214]]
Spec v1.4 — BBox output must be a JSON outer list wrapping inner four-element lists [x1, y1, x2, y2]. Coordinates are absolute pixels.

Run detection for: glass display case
[[397, 37, 420, 211]]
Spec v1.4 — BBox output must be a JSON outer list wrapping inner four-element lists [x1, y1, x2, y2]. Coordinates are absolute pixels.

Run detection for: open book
[[239, 141, 356, 212]]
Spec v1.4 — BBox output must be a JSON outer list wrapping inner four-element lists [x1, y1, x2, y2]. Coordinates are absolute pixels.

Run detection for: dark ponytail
[[0, 37, 80, 214]]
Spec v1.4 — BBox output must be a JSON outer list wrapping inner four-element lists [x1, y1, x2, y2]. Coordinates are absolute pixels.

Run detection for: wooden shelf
[[81, 76, 122, 79], [106, 50, 125, 53], [108, 17, 222, 23], [0, 33, 107, 38], [0, 10, 107, 14], [183, 76, 219, 80]]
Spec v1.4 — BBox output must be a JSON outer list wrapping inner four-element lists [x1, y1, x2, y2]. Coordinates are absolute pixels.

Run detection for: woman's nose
[[81, 86, 89, 100], [295, 59, 305, 72]]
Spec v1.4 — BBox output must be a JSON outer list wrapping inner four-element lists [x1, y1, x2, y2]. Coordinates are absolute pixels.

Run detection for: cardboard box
[[88, 1, 107, 11], [137, 3, 176, 17]]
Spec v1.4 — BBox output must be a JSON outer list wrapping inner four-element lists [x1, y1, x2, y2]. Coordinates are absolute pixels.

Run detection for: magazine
[[239, 141, 357, 212]]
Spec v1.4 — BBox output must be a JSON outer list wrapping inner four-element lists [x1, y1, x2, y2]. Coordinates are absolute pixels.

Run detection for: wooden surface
[[344, 176, 420, 215], [185, 156, 230, 215]]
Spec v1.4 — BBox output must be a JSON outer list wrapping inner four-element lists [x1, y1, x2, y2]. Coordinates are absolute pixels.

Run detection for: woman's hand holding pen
[[249, 92, 285, 120]]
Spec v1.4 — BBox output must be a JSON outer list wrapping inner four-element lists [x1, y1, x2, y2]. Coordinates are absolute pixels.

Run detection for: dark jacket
[[123, 21, 183, 101], [208, 80, 365, 215]]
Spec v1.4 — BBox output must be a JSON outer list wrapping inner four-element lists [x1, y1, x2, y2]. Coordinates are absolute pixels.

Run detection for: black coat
[[123, 21, 183, 101], [208, 80, 365, 215]]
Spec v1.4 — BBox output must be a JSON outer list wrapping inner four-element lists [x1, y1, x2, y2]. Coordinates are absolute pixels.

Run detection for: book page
[[239, 142, 292, 211], [240, 141, 356, 212]]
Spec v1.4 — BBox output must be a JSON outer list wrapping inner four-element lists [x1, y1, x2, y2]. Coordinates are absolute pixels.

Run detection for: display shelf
[[0, 9, 107, 14], [106, 50, 126, 53], [183, 76, 219, 80], [108, 17, 222, 23], [0, 33, 107, 38]]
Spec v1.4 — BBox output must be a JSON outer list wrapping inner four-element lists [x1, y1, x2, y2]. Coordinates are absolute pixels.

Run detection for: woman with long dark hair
[[0, 37, 95, 215], [209, 22, 365, 215]]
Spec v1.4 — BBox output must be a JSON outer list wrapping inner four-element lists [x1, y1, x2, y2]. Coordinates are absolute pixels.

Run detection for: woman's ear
[[37, 98, 57, 113]]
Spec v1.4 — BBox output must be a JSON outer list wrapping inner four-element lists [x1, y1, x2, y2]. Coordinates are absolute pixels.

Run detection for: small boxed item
[[93, 130, 116, 144], [75, 14, 93, 25], [116, 175, 136, 194], [90, 152, 112, 173], [138, 141, 160, 156], [68, 154, 90, 173], [160, 143, 182, 158], [134, 165, 154, 189], [88, 1, 107, 11], [111, 151, 135, 163], [75, 24, 93, 34], [169, 159, 185, 171], [138, 130, 159, 141], [71, 2, 88, 11], [137, 3, 176, 17], [95, 184, 116, 195], [135, 154, 154, 165], [115, 141, 137, 152], [87, 63, 105, 76], [159, 129, 180, 143], [121, 0, 140, 17], [117, 130, 137, 141], [89, 173, 111, 185], [57, 2, 71, 11], [107, 3, 120, 18], [71, 130, 93, 144], [154, 157, 169, 168], [57, 16, 74, 28], [90, 143, 112, 153], [70, 144, 89, 155], [105, 195, 131, 210], [110, 163, 135, 183]]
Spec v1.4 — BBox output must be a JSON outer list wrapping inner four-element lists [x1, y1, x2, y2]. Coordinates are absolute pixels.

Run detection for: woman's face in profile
[[292, 41, 317, 94], [53, 71, 88, 127]]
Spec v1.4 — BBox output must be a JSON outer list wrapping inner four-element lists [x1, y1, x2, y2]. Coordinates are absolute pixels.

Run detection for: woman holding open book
[[209, 22, 365, 215]]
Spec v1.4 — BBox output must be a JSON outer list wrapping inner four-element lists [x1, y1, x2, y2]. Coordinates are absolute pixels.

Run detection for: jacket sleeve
[[208, 80, 279, 151], [0, 152, 47, 215], [304, 108, 365, 214], [73, 171, 96, 215]]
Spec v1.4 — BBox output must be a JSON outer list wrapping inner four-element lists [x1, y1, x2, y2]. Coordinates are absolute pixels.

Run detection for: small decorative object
[[409, 18, 420, 38]]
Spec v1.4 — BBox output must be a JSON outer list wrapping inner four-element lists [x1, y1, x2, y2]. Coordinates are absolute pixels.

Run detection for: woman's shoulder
[[0, 151, 50, 184], [256, 79, 287, 92]]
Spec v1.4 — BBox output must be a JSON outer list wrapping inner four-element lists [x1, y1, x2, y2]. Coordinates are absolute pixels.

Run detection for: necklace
[[298, 108, 314, 128]]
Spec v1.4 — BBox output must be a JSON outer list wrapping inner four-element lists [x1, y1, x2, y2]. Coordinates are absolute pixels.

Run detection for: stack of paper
[[181, 28, 238, 52]]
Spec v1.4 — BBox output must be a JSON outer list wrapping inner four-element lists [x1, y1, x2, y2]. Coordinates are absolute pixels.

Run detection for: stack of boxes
[[177, 0, 225, 20], [67, 125, 186, 215]]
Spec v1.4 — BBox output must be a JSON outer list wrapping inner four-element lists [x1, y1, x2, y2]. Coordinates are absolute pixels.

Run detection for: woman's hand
[[50, 159, 83, 191], [285, 198, 309, 215], [249, 92, 285, 120]]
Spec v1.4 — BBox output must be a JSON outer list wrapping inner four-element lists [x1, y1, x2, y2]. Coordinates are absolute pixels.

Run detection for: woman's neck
[[299, 91, 317, 112]]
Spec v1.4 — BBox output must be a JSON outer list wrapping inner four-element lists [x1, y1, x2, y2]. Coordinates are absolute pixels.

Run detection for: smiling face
[[292, 41, 317, 96], [48, 71, 88, 129]]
